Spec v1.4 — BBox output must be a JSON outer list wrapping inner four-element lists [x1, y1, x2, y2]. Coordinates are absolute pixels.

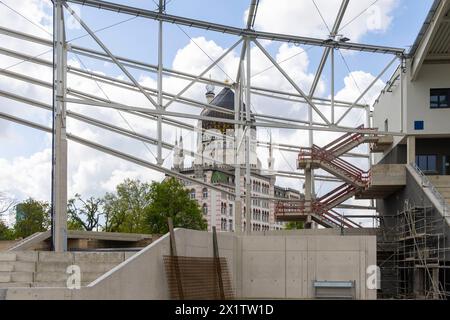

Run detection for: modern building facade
[[372, 0, 450, 299]]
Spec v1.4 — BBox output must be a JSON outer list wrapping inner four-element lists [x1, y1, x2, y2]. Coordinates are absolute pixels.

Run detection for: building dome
[[202, 87, 253, 132]]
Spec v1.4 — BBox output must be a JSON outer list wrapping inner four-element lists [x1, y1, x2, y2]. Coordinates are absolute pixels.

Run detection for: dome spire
[[205, 75, 215, 103]]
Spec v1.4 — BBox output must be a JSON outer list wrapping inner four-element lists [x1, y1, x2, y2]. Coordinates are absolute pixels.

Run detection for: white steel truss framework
[[0, 0, 406, 251]]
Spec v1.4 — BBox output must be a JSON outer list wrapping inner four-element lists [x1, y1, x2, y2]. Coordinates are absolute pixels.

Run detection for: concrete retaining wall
[[0, 241, 17, 251], [4, 229, 376, 300]]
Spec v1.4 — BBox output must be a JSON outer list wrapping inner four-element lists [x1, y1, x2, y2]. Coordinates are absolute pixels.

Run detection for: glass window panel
[[428, 155, 437, 172], [439, 95, 448, 107], [430, 95, 438, 108], [418, 155, 428, 171]]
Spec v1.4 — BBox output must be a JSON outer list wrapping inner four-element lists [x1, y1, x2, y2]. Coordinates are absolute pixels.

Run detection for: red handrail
[[322, 124, 364, 150]]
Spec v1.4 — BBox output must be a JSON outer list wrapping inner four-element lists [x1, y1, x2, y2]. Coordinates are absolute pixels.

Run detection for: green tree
[[13, 198, 50, 238], [145, 178, 207, 234], [0, 220, 14, 240], [68, 194, 103, 231], [102, 179, 152, 233], [285, 221, 304, 230]]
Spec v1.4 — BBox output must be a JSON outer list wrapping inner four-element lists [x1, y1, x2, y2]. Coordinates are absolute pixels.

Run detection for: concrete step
[[428, 176, 450, 186], [31, 281, 92, 288], [0, 261, 35, 272], [0, 272, 33, 283], [0, 253, 16, 262], [36, 261, 118, 273], [38, 252, 73, 263], [34, 271, 103, 283], [73, 252, 125, 264], [15, 251, 39, 262], [0, 282, 31, 288]]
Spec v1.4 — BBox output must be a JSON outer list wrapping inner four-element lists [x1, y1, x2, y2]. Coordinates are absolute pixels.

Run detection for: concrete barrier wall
[[4, 229, 376, 300], [240, 235, 376, 299], [0, 241, 17, 251]]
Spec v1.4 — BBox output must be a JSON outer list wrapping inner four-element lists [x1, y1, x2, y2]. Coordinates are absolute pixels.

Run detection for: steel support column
[[52, 0, 68, 252], [245, 37, 252, 235], [234, 81, 242, 234], [331, 48, 335, 124], [157, 0, 165, 165]]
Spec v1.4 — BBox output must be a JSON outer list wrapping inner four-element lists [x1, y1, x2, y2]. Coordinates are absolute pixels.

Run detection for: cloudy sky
[[0, 0, 434, 222]]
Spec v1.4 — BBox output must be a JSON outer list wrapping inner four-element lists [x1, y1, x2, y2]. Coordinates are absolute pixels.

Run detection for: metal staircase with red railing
[[275, 126, 387, 228]]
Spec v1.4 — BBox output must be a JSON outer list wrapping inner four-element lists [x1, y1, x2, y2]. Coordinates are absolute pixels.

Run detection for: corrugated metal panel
[[428, 8, 450, 57]]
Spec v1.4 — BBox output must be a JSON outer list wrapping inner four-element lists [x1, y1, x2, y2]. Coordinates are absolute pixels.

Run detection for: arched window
[[202, 203, 208, 215], [190, 189, 196, 200], [202, 187, 208, 199], [221, 218, 227, 231]]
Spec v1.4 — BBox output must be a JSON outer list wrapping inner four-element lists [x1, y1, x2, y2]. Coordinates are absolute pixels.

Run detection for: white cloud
[[334, 70, 384, 127], [0, 148, 52, 200], [247, 0, 398, 42], [335, 70, 384, 104]]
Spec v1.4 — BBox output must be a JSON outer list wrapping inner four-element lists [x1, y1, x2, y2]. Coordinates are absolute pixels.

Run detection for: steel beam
[[0, 64, 403, 137], [63, 97, 246, 125], [308, 0, 349, 97], [336, 56, 398, 125], [164, 38, 242, 109], [253, 39, 331, 125], [63, 1, 159, 108], [0, 26, 368, 109], [246, 0, 259, 29], [65, 0, 405, 56]]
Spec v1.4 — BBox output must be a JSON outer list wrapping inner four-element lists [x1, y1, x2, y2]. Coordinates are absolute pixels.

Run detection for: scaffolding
[[378, 201, 450, 299]]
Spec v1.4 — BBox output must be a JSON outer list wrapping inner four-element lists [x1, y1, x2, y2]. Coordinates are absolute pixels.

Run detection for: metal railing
[[410, 162, 450, 219]]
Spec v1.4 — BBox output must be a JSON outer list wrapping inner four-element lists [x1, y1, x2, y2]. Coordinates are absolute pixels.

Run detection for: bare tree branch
[[0, 192, 16, 215]]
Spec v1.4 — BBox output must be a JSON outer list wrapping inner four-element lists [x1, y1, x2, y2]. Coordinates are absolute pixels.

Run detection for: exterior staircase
[[275, 127, 391, 228], [0, 251, 130, 289]]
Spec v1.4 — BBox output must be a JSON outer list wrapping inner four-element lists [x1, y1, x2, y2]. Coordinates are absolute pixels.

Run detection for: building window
[[229, 204, 233, 216], [202, 203, 208, 215], [430, 88, 450, 109], [416, 155, 437, 173], [221, 203, 227, 215], [221, 218, 227, 231], [384, 119, 388, 132], [190, 189, 196, 200], [202, 187, 208, 199]]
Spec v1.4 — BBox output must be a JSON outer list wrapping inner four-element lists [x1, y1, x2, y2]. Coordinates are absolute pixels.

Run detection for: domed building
[[172, 85, 301, 232]]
